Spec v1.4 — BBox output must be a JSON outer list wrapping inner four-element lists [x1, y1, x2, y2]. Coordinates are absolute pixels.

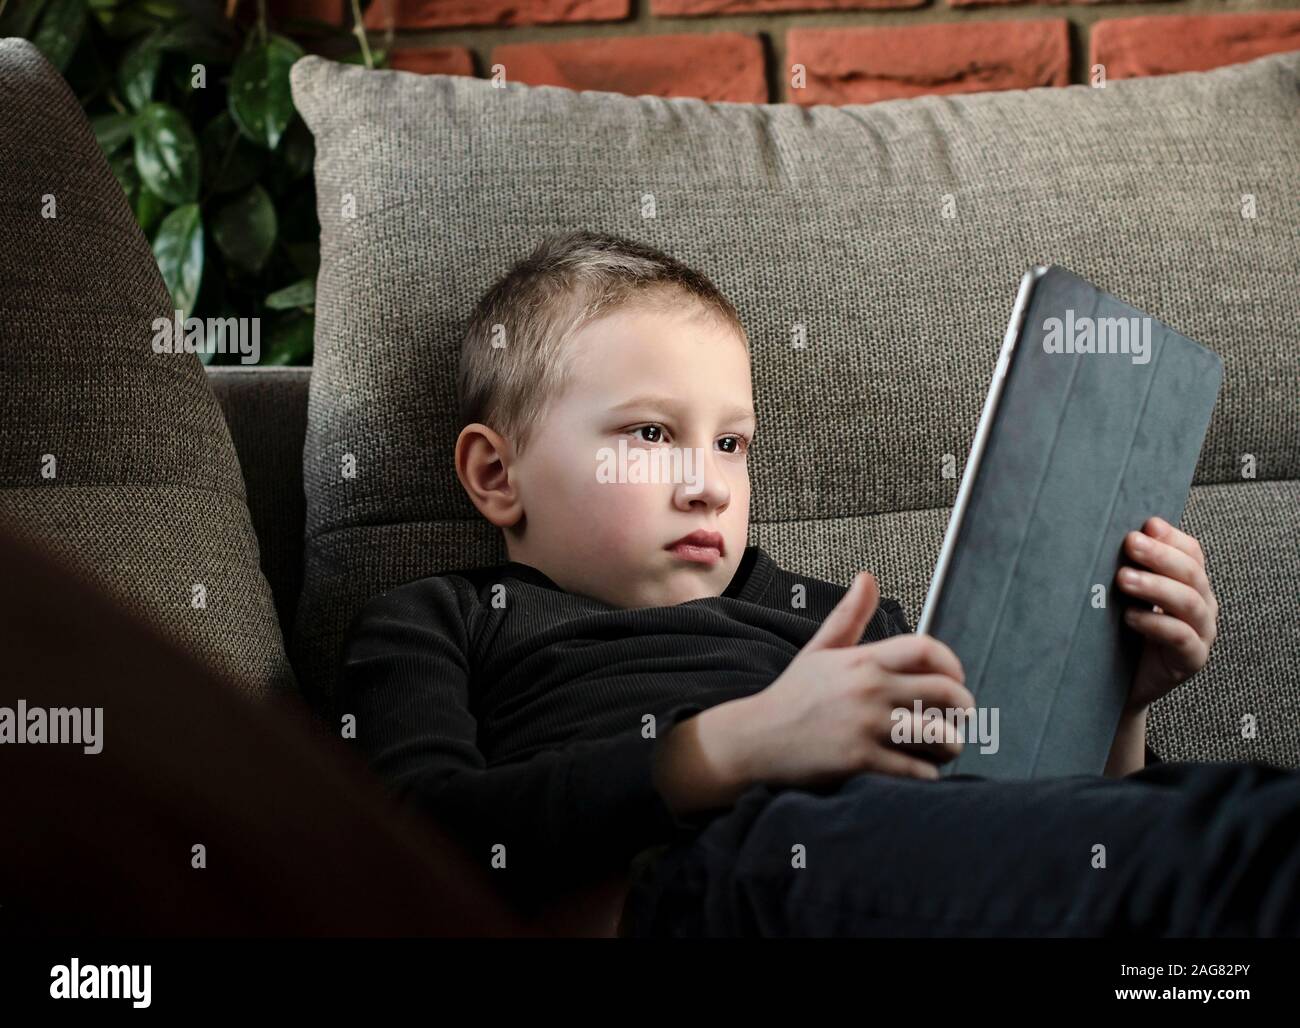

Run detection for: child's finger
[[870, 746, 942, 781], [804, 572, 879, 652], [1144, 516, 1206, 568], [1116, 566, 1214, 641], [1124, 530, 1211, 600], [882, 709, 964, 762], [864, 633, 965, 684], [880, 671, 976, 714], [1123, 608, 1208, 669]]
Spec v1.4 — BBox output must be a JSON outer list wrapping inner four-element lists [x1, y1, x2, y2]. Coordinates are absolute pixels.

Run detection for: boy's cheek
[[533, 451, 624, 511], [568, 481, 664, 546]]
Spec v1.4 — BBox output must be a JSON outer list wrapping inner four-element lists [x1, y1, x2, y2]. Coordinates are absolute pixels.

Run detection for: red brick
[[947, 0, 1156, 6], [652, 0, 920, 13], [490, 33, 768, 102], [388, 47, 475, 76], [1091, 12, 1300, 79], [786, 20, 1069, 105], [363, 0, 628, 30], [268, 0, 343, 24]]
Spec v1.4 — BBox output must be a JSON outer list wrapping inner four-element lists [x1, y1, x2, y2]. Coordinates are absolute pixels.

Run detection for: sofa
[[2, 34, 1298, 937]]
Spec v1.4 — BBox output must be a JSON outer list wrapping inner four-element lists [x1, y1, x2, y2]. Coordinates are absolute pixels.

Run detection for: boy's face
[[503, 303, 754, 609]]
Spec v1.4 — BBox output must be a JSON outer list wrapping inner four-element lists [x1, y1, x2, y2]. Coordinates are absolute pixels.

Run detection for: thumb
[[804, 572, 880, 653]]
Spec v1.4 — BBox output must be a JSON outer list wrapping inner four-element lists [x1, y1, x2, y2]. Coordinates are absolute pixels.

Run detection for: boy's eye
[[626, 425, 750, 451]]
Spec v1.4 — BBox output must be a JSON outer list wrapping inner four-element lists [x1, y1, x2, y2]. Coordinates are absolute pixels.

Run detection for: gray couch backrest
[[208, 367, 310, 644], [215, 52, 1300, 766]]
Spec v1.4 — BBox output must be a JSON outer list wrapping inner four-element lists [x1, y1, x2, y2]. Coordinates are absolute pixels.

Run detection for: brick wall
[[274, 1, 1300, 104]]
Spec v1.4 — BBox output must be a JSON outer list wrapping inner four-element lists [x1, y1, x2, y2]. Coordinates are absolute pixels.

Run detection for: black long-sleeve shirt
[[340, 544, 1161, 905]]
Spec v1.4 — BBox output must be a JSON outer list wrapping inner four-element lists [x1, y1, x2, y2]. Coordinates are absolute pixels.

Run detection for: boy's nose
[[672, 447, 730, 512]]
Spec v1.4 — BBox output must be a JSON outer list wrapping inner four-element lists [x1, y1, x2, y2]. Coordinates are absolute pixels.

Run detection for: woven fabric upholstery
[[290, 52, 1300, 763], [208, 367, 311, 641], [0, 39, 294, 702]]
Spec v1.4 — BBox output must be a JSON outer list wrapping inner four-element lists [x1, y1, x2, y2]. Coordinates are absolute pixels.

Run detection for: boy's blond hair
[[458, 230, 748, 454]]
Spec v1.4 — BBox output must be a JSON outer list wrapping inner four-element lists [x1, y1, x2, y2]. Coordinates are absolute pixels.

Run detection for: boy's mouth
[[665, 530, 725, 566]]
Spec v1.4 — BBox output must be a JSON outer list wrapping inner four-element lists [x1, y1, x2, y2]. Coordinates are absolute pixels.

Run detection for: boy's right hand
[[737, 572, 973, 787]]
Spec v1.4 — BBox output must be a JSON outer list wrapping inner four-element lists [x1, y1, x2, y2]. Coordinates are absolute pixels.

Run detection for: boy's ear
[[454, 423, 523, 529]]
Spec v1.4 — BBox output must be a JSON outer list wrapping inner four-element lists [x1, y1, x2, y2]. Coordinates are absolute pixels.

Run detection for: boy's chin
[[553, 551, 736, 609], [652, 564, 732, 605], [623, 587, 722, 610]]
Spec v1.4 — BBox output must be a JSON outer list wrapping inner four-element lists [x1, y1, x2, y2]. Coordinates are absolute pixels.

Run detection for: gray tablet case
[[917, 265, 1223, 780]]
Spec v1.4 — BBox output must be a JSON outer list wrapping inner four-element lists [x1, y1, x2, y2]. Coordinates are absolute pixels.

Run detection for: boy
[[342, 231, 1298, 937]]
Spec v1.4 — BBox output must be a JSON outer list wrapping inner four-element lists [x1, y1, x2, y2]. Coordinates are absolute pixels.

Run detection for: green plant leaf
[[132, 102, 199, 205], [168, 57, 196, 99], [262, 312, 314, 366], [200, 112, 265, 195], [341, 48, 386, 68], [1, 0, 49, 38], [119, 32, 162, 111], [91, 112, 135, 155], [151, 202, 203, 320], [211, 183, 276, 274], [32, 0, 87, 72], [156, 21, 237, 65], [276, 116, 314, 183], [107, 149, 138, 201], [265, 278, 315, 311], [89, 0, 163, 39], [194, 237, 228, 321], [137, 1, 186, 21], [229, 34, 304, 150], [134, 186, 168, 238]]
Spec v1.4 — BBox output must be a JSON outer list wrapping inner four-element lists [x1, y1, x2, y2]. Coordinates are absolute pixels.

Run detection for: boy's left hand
[[1116, 516, 1218, 710]]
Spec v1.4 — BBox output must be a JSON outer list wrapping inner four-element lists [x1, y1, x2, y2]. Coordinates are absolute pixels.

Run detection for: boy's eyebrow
[[608, 394, 757, 424]]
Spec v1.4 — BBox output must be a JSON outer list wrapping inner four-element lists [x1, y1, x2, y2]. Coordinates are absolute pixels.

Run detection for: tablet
[[916, 265, 1223, 779]]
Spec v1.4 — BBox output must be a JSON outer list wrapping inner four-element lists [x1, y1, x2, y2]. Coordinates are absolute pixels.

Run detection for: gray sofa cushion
[[291, 52, 1300, 764], [0, 39, 294, 702], [208, 367, 311, 638]]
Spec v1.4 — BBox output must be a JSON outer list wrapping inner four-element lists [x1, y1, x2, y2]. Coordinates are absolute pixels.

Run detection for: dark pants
[[621, 759, 1300, 937]]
